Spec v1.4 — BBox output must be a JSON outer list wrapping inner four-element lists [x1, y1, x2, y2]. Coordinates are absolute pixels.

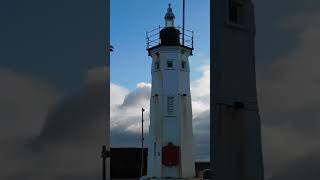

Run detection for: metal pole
[[182, 0, 185, 46], [146, 31, 149, 49], [141, 107, 145, 177], [192, 31, 194, 49], [159, 25, 161, 44], [101, 145, 107, 180]]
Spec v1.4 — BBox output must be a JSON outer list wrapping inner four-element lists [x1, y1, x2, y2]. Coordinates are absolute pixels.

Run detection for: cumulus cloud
[[110, 64, 210, 161], [191, 64, 210, 117], [110, 82, 151, 134], [110, 83, 129, 106]]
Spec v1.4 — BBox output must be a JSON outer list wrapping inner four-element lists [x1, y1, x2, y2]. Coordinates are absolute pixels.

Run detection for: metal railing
[[146, 26, 194, 49]]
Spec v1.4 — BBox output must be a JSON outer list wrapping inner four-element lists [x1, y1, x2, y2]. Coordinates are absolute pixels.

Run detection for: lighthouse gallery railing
[[146, 26, 194, 49]]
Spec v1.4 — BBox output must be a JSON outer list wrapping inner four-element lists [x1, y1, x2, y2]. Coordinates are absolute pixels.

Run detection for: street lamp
[[141, 107, 145, 177]]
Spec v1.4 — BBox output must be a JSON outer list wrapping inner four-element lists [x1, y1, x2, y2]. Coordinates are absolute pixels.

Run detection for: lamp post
[[141, 107, 145, 177], [103, 43, 112, 180], [101, 145, 110, 180]]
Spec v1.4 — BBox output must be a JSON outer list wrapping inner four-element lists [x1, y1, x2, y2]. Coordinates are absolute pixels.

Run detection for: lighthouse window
[[167, 97, 174, 114], [153, 94, 159, 102], [167, 61, 173, 68], [155, 62, 160, 70], [181, 61, 186, 69]]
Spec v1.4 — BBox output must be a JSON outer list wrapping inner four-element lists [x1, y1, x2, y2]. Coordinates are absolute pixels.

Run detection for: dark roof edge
[[147, 45, 193, 56]]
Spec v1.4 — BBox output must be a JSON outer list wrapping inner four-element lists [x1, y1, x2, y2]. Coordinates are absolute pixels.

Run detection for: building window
[[167, 97, 174, 114], [167, 61, 173, 68], [181, 61, 186, 69], [155, 62, 160, 70], [228, 0, 244, 25]]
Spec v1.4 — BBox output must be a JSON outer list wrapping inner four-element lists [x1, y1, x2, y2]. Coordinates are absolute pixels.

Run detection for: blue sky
[[111, 0, 210, 90]]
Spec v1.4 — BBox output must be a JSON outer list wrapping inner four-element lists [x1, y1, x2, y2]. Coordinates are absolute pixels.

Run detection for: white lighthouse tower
[[144, 4, 197, 180]]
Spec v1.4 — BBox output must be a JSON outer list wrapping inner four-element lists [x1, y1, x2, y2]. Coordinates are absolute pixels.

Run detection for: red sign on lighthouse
[[162, 143, 180, 166]]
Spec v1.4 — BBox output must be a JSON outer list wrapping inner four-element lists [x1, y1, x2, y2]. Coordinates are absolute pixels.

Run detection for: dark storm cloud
[[193, 110, 210, 131], [193, 110, 210, 161], [35, 82, 107, 145], [253, 0, 320, 67], [255, 9, 320, 179], [30, 82, 107, 180], [0, 0, 107, 178], [111, 128, 143, 147], [0, 69, 58, 140], [269, 150, 320, 180], [0, 69, 60, 179], [0, 67, 108, 180], [0, 0, 105, 90]]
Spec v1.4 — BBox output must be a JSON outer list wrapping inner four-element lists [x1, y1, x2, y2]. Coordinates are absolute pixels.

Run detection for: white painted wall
[[147, 46, 196, 178]]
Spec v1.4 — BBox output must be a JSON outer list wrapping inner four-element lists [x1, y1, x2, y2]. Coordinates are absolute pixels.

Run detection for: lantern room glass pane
[[166, 20, 174, 27]]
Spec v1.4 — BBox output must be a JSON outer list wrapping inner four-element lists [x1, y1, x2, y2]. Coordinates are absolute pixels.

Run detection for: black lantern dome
[[146, 3, 194, 54]]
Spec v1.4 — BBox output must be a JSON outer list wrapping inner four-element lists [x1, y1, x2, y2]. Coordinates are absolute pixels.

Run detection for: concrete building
[[211, 0, 264, 180]]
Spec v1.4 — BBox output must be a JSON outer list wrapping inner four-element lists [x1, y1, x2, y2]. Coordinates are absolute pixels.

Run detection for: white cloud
[[110, 82, 129, 106], [110, 81, 150, 133], [136, 82, 151, 89], [191, 64, 210, 117]]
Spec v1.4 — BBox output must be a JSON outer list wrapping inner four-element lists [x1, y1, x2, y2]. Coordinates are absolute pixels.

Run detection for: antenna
[[182, 0, 185, 46]]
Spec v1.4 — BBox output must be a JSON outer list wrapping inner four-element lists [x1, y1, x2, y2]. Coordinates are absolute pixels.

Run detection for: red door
[[162, 143, 180, 166]]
